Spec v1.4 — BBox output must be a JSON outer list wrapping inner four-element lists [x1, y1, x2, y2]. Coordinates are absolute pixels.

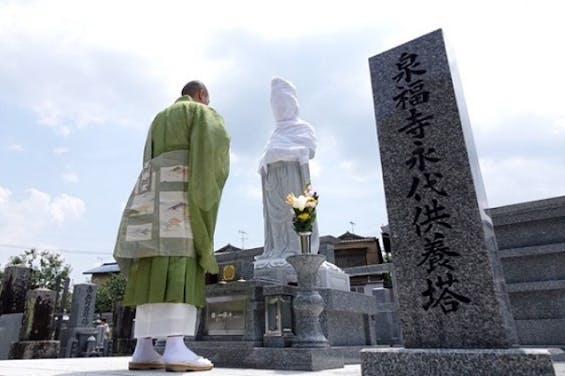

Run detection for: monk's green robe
[[114, 96, 230, 307]]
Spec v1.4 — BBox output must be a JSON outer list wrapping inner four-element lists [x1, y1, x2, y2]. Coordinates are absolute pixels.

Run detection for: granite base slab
[[361, 347, 555, 376], [187, 341, 370, 370], [0, 313, 23, 360], [9, 340, 60, 359]]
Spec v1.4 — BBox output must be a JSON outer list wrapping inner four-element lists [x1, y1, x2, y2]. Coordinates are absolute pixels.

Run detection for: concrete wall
[[488, 195, 565, 346]]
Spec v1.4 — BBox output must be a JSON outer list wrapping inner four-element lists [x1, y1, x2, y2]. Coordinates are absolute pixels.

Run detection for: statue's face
[[271, 91, 298, 121], [271, 78, 299, 122]]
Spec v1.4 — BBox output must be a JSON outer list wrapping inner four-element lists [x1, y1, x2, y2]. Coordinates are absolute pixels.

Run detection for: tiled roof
[[83, 262, 120, 275]]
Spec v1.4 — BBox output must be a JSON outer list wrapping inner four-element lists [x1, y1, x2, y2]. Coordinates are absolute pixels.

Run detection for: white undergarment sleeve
[[134, 303, 197, 338]]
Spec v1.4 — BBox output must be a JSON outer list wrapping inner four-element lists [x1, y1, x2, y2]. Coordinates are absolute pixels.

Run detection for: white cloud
[[310, 160, 321, 178], [49, 193, 85, 223], [53, 147, 70, 155], [230, 151, 241, 164], [33, 99, 107, 137], [339, 161, 354, 170], [0, 186, 11, 204], [553, 118, 565, 134], [481, 157, 565, 207], [61, 172, 79, 184], [244, 185, 262, 200], [7, 144, 24, 152], [0, 186, 86, 246]]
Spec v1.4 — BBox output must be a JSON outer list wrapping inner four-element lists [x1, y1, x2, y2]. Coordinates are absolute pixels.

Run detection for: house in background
[[83, 262, 121, 286], [83, 232, 389, 294], [330, 232, 386, 294]]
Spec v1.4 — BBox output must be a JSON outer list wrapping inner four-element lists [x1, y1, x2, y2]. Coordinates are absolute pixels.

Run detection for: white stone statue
[[254, 77, 349, 291]]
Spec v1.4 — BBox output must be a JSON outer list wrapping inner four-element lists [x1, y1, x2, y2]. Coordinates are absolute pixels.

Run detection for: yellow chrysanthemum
[[297, 212, 310, 221]]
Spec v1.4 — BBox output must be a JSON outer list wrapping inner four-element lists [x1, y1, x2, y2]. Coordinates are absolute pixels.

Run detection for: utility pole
[[238, 230, 248, 250]]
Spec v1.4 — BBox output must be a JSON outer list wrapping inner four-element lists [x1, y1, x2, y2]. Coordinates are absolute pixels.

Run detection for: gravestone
[[372, 287, 400, 345], [0, 265, 32, 314], [0, 265, 32, 359], [9, 288, 60, 359], [64, 283, 98, 357], [112, 302, 136, 355], [68, 283, 96, 329], [363, 29, 554, 375]]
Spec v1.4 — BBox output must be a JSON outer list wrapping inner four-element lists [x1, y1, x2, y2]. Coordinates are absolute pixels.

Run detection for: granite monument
[[363, 29, 554, 375]]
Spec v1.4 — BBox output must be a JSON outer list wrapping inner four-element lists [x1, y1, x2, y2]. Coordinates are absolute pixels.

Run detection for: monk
[[113, 80, 230, 372]]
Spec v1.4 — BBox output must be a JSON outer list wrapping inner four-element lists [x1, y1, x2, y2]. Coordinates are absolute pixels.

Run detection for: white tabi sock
[[162, 335, 199, 364], [131, 337, 162, 363]]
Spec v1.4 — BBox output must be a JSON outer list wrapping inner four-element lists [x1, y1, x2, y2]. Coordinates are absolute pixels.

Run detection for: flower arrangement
[[285, 184, 318, 233]]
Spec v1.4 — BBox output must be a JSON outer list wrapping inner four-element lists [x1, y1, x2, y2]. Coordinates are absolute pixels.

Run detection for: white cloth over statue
[[254, 77, 350, 291]]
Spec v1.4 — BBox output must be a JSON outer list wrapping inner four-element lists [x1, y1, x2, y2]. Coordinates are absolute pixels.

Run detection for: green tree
[[95, 273, 127, 313], [7, 248, 72, 292]]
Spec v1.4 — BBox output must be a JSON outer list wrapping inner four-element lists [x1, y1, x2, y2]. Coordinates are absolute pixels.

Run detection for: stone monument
[[254, 77, 350, 291], [111, 302, 136, 355], [363, 29, 554, 375], [9, 288, 60, 359], [64, 283, 98, 357], [0, 265, 32, 359]]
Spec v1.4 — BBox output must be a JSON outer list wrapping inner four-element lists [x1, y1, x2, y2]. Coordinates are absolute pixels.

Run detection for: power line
[[0, 243, 111, 256]]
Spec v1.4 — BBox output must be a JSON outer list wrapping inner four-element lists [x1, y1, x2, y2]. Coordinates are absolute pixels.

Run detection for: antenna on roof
[[238, 230, 248, 250]]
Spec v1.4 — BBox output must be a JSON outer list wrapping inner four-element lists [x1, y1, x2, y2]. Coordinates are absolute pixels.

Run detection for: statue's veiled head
[[271, 77, 300, 122]]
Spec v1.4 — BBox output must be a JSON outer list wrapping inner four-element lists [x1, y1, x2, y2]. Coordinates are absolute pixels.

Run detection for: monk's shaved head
[[181, 80, 209, 105]]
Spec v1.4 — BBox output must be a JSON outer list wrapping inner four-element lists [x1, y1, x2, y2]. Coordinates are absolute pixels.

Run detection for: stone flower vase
[[286, 254, 329, 348], [298, 231, 313, 254]]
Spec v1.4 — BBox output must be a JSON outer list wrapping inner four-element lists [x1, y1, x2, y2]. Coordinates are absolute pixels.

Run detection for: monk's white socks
[[162, 335, 198, 363], [131, 337, 162, 363]]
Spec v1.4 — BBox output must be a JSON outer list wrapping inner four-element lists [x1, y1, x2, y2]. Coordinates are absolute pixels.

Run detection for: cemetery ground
[[0, 351, 564, 375]]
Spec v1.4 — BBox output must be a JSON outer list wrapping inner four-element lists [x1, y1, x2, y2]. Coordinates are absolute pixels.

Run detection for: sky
[[1, 0, 564, 284]]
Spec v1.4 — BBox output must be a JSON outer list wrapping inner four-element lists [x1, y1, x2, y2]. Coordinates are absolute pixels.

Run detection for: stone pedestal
[[0, 313, 23, 360], [9, 340, 59, 359], [254, 259, 350, 291], [361, 348, 555, 376], [188, 341, 347, 371], [189, 278, 377, 370], [196, 281, 267, 344], [287, 254, 329, 348]]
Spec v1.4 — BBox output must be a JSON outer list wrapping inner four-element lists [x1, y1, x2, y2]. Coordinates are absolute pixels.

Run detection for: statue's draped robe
[[256, 77, 318, 268]]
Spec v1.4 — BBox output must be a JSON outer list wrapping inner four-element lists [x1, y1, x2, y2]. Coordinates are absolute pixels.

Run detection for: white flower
[[293, 195, 308, 211]]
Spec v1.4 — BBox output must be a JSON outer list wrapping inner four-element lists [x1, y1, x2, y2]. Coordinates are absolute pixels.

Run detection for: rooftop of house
[[83, 262, 121, 275]]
